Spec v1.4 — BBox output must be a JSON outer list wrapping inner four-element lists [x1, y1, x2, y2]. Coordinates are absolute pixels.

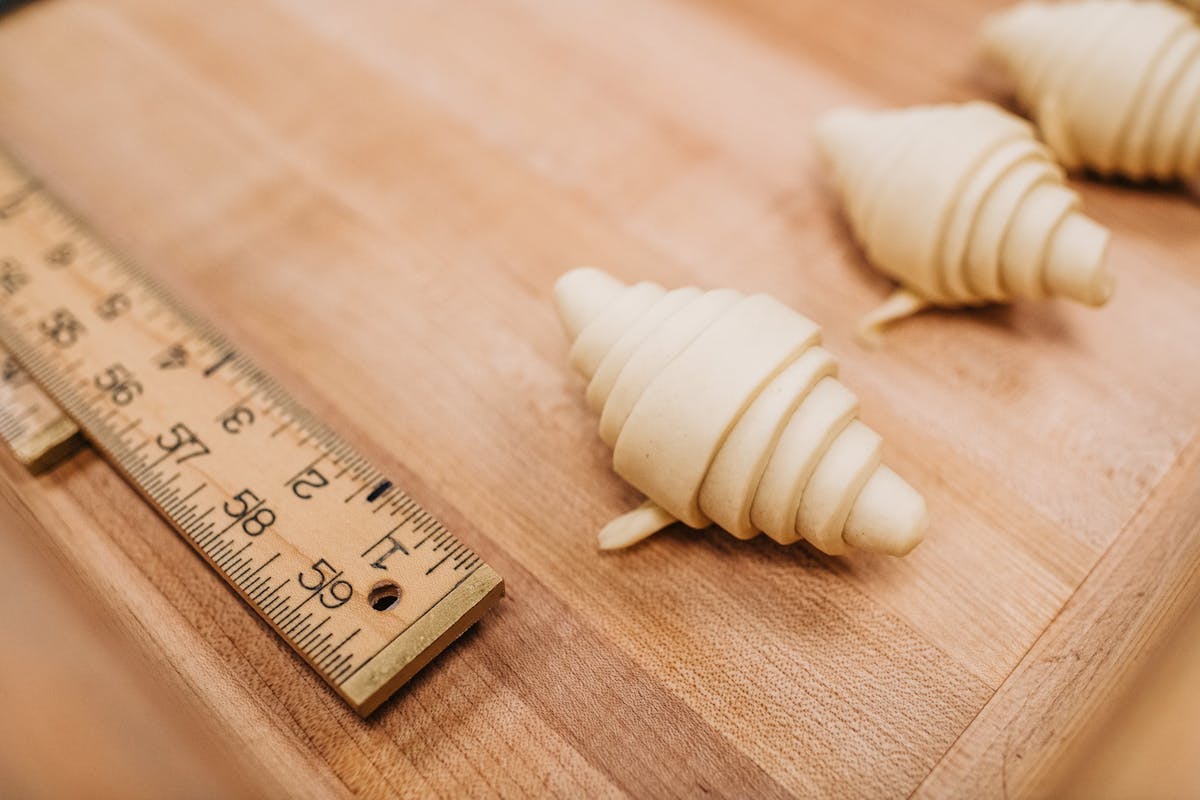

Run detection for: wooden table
[[1, 1, 1198, 797]]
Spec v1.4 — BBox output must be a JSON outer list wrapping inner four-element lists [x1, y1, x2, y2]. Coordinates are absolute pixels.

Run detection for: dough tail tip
[[856, 288, 929, 344], [597, 500, 679, 550]]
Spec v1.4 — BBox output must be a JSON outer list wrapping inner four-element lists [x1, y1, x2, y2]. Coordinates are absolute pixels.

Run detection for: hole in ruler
[[369, 581, 401, 612]]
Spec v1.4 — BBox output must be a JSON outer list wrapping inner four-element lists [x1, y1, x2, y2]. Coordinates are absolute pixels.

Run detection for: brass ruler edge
[[343, 565, 504, 716], [14, 413, 80, 471]]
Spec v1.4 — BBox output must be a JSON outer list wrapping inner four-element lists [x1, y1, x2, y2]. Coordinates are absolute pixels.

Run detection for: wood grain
[[0, 483, 261, 800], [0, 0, 1197, 797], [1051, 590, 1200, 799]]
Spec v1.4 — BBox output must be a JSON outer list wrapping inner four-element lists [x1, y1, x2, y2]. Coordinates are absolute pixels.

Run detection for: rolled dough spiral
[[815, 101, 1114, 335], [555, 268, 927, 557], [984, 0, 1200, 181]]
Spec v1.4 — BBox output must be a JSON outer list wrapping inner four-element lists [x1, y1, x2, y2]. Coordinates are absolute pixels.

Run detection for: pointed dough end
[[597, 499, 679, 550], [555, 268, 627, 341], [981, 2, 1045, 61], [1044, 212, 1114, 307], [814, 107, 876, 169], [842, 465, 928, 557]]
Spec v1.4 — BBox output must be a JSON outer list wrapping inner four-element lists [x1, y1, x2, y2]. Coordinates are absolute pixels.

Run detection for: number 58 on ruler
[[0, 149, 503, 716]]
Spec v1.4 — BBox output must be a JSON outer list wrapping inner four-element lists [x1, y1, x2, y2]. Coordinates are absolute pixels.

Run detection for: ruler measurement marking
[[238, 553, 280, 588], [332, 660, 356, 683], [193, 522, 218, 547], [244, 575, 269, 598], [153, 472, 182, 502], [366, 480, 394, 503], [262, 595, 286, 617], [172, 490, 206, 520], [248, 579, 274, 603], [143, 448, 178, 472], [253, 581, 282, 606], [162, 492, 186, 517], [299, 617, 330, 649], [225, 554, 250, 577], [3, 405, 37, 427], [142, 473, 165, 497], [208, 537, 235, 565], [269, 600, 295, 624], [262, 578, 290, 604], [321, 642, 352, 671], [343, 480, 371, 504], [390, 497, 418, 518], [426, 553, 453, 575], [412, 519, 439, 549], [230, 560, 256, 585], [291, 612, 316, 636], [278, 605, 303, 629], [164, 479, 206, 510], [190, 522, 217, 546], [224, 555, 248, 578], [202, 351, 235, 378], [285, 611, 314, 638], [114, 417, 143, 438], [321, 647, 352, 671], [269, 417, 294, 438], [217, 542, 253, 571], [310, 634, 336, 660], [0, 180, 39, 218], [175, 506, 198, 529]]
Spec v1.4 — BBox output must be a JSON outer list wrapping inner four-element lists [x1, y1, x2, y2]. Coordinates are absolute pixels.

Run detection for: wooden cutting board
[[1, 0, 1198, 797]]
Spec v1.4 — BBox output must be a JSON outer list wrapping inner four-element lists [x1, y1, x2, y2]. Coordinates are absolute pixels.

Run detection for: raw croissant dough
[[815, 101, 1114, 334], [984, 0, 1200, 181], [555, 268, 927, 557]]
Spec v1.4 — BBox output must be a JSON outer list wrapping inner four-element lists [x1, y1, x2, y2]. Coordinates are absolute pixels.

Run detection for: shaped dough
[[555, 268, 927, 557], [815, 101, 1114, 334], [984, 0, 1200, 181]]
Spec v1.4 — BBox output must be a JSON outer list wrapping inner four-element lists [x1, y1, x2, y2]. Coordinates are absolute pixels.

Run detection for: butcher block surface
[[1, 0, 1198, 797]]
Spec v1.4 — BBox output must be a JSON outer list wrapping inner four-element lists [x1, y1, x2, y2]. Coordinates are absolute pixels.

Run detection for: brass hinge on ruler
[[0, 347, 80, 470], [0, 148, 503, 716]]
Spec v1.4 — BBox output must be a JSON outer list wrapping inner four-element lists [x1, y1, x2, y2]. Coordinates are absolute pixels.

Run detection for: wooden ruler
[[0, 149, 503, 716]]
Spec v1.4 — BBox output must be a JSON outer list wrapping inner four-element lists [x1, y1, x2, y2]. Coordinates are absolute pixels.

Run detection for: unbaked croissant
[[815, 101, 1114, 334], [984, 0, 1200, 181], [555, 268, 927, 557]]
